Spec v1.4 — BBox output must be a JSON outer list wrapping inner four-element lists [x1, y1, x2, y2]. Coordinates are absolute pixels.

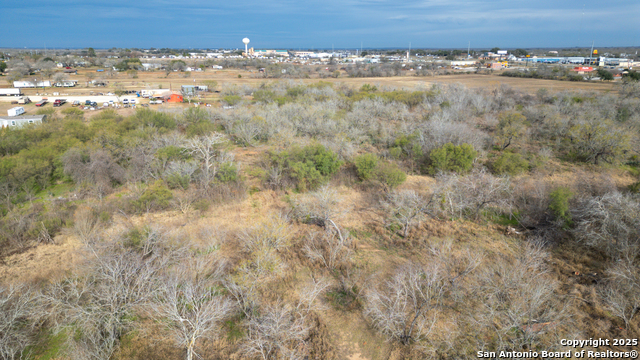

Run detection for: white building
[[0, 115, 45, 128], [449, 60, 478, 66], [141, 89, 169, 98], [14, 80, 52, 88], [141, 63, 162, 71], [54, 80, 77, 87]]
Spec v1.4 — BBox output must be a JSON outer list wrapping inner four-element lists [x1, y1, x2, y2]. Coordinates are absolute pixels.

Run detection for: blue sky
[[1, 0, 638, 49]]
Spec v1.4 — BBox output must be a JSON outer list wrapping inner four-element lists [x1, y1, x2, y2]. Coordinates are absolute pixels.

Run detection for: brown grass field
[[1, 68, 617, 118]]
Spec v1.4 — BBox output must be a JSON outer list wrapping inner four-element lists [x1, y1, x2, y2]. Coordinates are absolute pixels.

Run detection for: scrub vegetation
[[2, 78, 640, 359]]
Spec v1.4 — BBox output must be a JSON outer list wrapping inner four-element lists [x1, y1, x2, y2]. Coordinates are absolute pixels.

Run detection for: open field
[[1, 68, 618, 118]]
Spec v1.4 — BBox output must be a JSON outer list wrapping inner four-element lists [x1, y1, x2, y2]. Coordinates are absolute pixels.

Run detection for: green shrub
[[132, 109, 176, 131], [269, 144, 343, 191], [216, 162, 240, 183], [132, 180, 173, 212], [491, 152, 529, 175], [428, 143, 477, 174], [354, 153, 379, 181], [391, 134, 422, 161], [61, 107, 84, 117], [376, 161, 407, 190], [36, 107, 56, 116], [193, 199, 211, 212], [123, 227, 145, 249], [156, 145, 189, 163], [549, 187, 573, 228], [224, 95, 242, 106], [186, 121, 218, 138], [166, 173, 190, 190]]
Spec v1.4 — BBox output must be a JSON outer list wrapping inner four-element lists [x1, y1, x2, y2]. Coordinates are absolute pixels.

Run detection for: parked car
[[123, 99, 129, 104], [129, 99, 136, 104]]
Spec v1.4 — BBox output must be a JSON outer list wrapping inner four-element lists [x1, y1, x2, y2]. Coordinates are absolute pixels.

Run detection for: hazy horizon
[[2, 0, 639, 49]]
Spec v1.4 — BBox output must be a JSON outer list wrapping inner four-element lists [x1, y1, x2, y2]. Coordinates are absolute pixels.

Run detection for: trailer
[[17, 97, 31, 104], [0, 88, 22, 96], [13, 80, 51, 88], [8, 107, 25, 117], [54, 80, 77, 87], [35, 99, 48, 107], [140, 89, 168, 98]]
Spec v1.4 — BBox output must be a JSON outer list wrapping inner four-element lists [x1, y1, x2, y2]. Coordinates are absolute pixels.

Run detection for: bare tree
[[53, 72, 68, 85], [600, 285, 638, 330], [183, 133, 233, 190], [382, 189, 432, 238], [241, 302, 310, 360], [364, 263, 446, 345], [474, 241, 561, 352], [44, 242, 168, 360], [572, 192, 640, 260], [62, 148, 125, 197], [233, 117, 265, 147], [435, 168, 512, 219], [226, 215, 294, 317], [0, 285, 43, 360], [154, 258, 236, 360], [602, 259, 640, 329], [566, 122, 631, 164], [291, 185, 346, 228], [365, 241, 480, 347], [295, 276, 332, 313], [303, 229, 352, 272], [239, 214, 293, 254], [495, 111, 527, 150]]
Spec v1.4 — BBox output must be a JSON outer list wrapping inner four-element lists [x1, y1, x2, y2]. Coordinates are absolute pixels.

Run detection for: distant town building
[[249, 49, 290, 57]]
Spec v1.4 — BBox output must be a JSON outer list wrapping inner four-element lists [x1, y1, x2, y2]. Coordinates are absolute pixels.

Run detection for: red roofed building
[[572, 66, 594, 73]]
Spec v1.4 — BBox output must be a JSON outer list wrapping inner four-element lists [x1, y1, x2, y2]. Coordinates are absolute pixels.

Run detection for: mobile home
[[7, 107, 25, 117]]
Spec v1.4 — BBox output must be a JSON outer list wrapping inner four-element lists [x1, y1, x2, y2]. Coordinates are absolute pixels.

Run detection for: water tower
[[242, 38, 250, 55]]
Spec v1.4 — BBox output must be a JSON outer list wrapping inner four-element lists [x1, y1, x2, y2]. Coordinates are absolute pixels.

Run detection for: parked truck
[[53, 99, 67, 107], [8, 107, 25, 117]]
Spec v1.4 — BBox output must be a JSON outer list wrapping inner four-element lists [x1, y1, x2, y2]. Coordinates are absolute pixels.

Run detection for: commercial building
[[449, 60, 478, 67], [248, 49, 290, 57]]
